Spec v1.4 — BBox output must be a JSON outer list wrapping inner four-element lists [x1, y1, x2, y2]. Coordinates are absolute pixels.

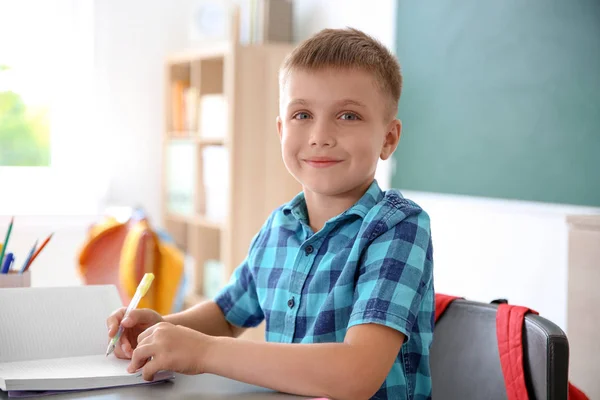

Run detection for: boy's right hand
[[106, 308, 164, 359]]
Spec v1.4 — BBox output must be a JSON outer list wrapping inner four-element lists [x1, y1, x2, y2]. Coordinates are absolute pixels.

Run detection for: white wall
[[95, 0, 194, 223], [403, 191, 600, 331]]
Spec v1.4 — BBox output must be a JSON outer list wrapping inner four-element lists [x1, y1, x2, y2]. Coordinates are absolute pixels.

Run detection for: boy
[[107, 28, 434, 400]]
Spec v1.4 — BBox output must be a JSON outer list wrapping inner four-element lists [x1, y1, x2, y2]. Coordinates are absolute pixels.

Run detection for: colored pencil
[[20, 239, 38, 273], [0, 217, 14, 267], [23, 232, 53, 272]]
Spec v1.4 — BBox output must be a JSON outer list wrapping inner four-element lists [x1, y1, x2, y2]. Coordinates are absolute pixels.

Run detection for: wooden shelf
[[166, 212, 224, 230], [166, 131, 196, 139], [166, 41, 230, 64], [198, 137, 226, 146], [191, 215, 224, 230], [162, 32, 302, 320], [166, 133, 226, 146]]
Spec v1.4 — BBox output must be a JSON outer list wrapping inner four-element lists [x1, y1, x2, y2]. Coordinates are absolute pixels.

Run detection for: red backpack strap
[[496, 304, 590, 400], [496, 304, 538, 400], [435, 293, 461, 322], [569, 382, 589, 400]]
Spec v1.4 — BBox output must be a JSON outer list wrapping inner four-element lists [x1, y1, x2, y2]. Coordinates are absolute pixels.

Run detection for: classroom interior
[[0, 0, 599, 398]]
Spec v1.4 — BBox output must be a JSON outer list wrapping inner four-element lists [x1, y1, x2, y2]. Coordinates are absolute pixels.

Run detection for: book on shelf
[[171, 80, 201, 134], [170, 80, 188, 133], [202, 145, 229, 223], [166, 139, 197, 215], [183, 87, 199, 132], [198, 94, 227, 140]]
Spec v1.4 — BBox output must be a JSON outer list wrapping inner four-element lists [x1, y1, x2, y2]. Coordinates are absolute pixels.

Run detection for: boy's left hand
[[126, 322, 212, 381]]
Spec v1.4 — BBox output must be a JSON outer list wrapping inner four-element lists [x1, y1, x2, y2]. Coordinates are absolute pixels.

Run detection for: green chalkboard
[[391, 0, 600, 207]]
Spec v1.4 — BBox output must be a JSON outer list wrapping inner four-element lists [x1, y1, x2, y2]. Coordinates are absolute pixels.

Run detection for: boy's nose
[[309, 124, 336, 147]]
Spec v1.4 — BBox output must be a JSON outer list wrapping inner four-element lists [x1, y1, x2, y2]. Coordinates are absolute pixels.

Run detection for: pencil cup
[[0, 270, 31, 288]]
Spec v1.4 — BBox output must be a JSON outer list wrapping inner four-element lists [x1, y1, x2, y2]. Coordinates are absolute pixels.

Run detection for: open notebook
[[0, 285, 174, 396]]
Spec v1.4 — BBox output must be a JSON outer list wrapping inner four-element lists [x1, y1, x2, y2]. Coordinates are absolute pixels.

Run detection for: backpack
[[77, 208, 186, 315], [435, 294, 589, 400]]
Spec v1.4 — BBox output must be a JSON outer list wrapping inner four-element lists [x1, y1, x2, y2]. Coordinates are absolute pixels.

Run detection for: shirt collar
[[282, 179, 385, 223]]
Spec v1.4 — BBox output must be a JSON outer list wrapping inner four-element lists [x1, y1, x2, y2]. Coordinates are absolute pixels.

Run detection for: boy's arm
[[163, 300, 246, 338], [206, 323, 404, 400], [163, 219, 269, 338]]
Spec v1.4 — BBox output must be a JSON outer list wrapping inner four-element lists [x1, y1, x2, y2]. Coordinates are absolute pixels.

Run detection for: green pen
[[0, 217, 14, 269], [106, 273, 155, 357]]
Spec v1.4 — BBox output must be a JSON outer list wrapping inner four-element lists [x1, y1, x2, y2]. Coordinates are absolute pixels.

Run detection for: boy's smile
[[277, 68, 401, 200], [302, 156, 343, 169]]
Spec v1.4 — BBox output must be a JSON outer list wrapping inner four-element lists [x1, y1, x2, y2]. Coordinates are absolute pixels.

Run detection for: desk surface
[[0, 374, 312, 400]]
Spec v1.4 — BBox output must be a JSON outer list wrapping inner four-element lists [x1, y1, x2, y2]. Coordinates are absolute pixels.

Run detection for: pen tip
[[106, 342, 114, 357]]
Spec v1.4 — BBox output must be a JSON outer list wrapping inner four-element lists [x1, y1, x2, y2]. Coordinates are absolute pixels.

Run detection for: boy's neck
[[304, 179, 374, 233]]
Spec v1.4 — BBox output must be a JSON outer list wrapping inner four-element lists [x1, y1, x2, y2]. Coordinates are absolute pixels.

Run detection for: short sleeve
[[214, 232, 265, 328], [348, 210, 433, 340]]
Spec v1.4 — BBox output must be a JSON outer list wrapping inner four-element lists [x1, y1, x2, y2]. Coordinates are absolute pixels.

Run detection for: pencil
[[23, 232, 53, 272], [20, 239, 38, 273], [0, 217, 14, 267]]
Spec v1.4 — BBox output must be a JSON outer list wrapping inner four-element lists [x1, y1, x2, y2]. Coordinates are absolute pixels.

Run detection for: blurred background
[[0, 0, 598, 395]]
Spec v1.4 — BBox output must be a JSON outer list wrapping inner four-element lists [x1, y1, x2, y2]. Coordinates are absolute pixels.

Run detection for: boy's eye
[[293, 112, 311, 120], [340, 112, 360, 121]]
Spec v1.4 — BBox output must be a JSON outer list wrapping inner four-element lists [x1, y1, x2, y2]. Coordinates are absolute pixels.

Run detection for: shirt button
[[305, 245, 314, 255], [287, 297, 295, 308]]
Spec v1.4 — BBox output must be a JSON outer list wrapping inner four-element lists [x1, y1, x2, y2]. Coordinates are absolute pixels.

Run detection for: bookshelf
[[161, 22, 301, 340]]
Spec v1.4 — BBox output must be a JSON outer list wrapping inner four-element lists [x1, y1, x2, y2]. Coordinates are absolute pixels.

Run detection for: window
[[0, 65, 51, 166], [0, 0, 106, 215], [0, 1, 59, 167]]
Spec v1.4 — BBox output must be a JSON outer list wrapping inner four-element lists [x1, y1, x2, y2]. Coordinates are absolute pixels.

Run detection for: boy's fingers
[[120, 335, 131, 349], [121, 315, 135, 327], [106, 308, 127, 334], [142, 358, 160, 382], [123, 309, 157, 326], [107, 322, 121, 337], [121, 309, 148, 327], [128, 344, 153, 373], [113, 344, 129, 359], [121, 338, 134, 358]]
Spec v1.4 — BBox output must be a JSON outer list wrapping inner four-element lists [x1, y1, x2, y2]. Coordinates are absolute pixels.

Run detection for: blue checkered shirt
[[215, 180, 435, 399]]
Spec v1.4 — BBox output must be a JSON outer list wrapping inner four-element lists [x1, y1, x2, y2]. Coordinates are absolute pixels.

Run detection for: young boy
[[107, 28, 434, 400]]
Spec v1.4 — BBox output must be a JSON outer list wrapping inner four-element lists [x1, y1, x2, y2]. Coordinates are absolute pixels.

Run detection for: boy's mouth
[[303, 157, 342, 168]]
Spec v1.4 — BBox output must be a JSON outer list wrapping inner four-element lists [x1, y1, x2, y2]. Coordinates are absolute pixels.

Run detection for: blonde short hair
[[279, 27, 402, 119]]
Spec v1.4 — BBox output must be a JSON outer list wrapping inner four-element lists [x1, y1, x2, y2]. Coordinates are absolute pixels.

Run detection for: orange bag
[[77, 208, 185, 315]]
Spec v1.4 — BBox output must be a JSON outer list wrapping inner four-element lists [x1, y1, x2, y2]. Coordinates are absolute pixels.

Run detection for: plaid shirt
[[215, 180, 435, 400]]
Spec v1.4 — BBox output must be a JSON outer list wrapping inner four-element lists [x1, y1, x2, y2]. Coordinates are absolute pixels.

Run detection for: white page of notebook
[[0, 354, 174, 392], [0, 285, 122, 363], [0, 355, 136, 381]]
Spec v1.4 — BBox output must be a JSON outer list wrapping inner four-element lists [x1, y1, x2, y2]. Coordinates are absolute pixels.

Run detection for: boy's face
[[277, 68, 401, 198]]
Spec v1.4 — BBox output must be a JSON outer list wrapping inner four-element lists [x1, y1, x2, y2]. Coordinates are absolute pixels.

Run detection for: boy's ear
[[380, 119, 402, 160], [276, 116, 283, 141]]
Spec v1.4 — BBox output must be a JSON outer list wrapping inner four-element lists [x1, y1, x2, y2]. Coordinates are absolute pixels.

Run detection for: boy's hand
[[126, 322, 212, 381], [106, 308, 164, 359]]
